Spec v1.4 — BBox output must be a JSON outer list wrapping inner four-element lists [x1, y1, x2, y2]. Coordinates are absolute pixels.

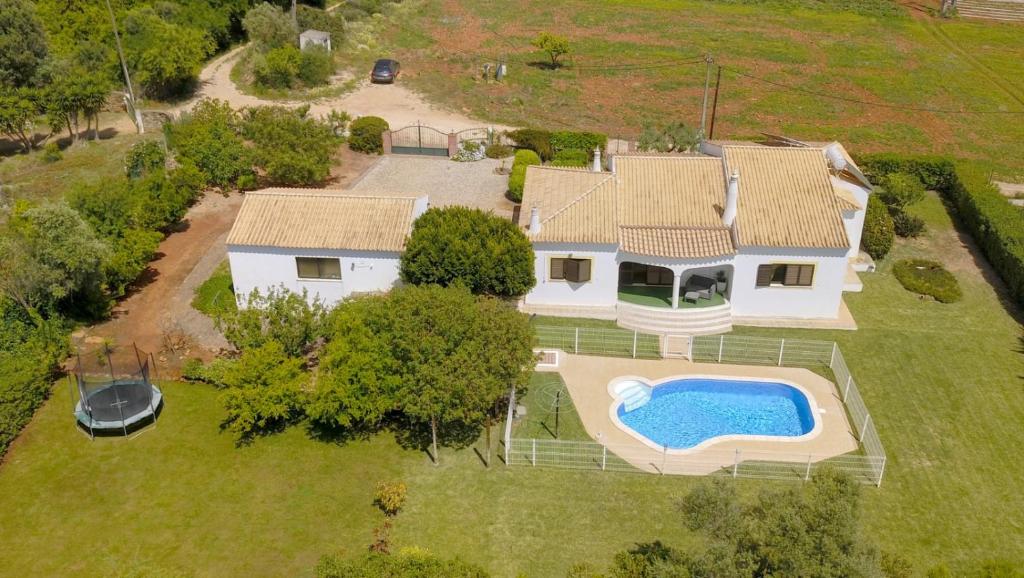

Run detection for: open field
[[2, 192, 1023, 576], [376, 0, 1024, 174]]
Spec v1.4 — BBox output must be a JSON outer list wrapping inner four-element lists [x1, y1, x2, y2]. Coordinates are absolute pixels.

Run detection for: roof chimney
[[528, 206, 541, 235], [591, 147, 602, 173], [723, 170, 739, 227]]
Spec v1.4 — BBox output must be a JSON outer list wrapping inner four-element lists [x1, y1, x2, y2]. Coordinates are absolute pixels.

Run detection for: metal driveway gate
[[389, 124, 450, 156]]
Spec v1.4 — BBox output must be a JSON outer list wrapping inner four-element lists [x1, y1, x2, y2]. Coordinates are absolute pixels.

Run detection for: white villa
[[224, 139, 871, 336], [517, 141, 872, 334], [226, 189, 428, 305]]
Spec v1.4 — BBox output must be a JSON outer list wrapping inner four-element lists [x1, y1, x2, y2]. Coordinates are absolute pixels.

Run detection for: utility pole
[[708, 65, 722, 140], [699, 53, 714, 141], [104, 0, 144, 134]]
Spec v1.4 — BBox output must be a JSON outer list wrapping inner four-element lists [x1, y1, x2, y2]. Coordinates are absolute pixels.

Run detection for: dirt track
[[176, 46, 506, 132]]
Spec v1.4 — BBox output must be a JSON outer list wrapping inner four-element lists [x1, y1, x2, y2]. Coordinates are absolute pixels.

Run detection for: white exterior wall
[[729, 248, 849, 319], [227, 245, 402, 307], [834, 177, 871, 259], [525, 243, 619, 307]]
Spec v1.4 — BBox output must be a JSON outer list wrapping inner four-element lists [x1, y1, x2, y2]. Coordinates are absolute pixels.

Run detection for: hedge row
[[507, 128, 607, 161], [858, 153, 1024, 304], [507, 149, 541, 203]]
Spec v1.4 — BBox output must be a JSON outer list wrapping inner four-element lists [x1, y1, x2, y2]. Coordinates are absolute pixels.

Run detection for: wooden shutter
[[575, 259, 591, 282], [549, 258, 565, 280], [783, 265, 801, 286], [755, 264, 774, 287], [797, 264, 814, 286]]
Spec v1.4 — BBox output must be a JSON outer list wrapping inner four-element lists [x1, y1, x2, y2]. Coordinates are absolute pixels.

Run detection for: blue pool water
[[616, 378, 816, 449]]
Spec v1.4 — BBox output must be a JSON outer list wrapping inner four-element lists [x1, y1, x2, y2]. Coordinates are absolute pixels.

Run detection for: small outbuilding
[[226, 189, 429, 306], [299, 29, 331, 52]]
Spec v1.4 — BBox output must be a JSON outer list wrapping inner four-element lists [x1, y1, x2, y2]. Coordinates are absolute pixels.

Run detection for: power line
[[722, 65, 1024, 115]]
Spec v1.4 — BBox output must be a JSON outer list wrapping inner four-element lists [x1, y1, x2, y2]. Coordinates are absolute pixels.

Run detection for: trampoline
[[71, 343, 163, 438]]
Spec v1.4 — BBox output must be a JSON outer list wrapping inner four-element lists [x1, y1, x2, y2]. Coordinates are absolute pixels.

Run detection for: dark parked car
[[370, 59, 400, 83]]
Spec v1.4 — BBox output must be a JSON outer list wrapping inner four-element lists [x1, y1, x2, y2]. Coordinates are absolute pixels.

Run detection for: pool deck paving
[[543, 353, 860, 475]]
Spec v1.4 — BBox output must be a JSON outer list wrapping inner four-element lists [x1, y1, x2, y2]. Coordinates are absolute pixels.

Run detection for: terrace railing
[[513, 330, 887, 486]]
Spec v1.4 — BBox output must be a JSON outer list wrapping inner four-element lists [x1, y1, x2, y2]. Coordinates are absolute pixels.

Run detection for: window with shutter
[[562, 258, 592, 283], [784, 265, 801, 286], [549, 258, 565, 280], [756, 264, 774, 287], [755, 263, 815, 287], [797, 264, 814, 286]]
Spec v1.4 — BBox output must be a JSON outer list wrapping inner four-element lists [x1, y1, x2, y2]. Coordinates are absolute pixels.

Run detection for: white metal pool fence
[[518, 329, 887, 486]]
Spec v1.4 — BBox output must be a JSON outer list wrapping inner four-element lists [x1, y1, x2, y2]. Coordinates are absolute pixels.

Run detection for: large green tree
[[239, 105, 341, 185], [0, 0, 48, 88], [0, 202, 109, 318], [123, 7, 215, 97], [242, 2, 297, 51], [387, 284, 535, 463], [400, 206, 536, 297], [166, 98, 252, 188], [44, 71, 110, 143], [0, 88, 41, 151]]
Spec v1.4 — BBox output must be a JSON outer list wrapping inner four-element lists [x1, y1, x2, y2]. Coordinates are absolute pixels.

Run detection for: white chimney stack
[[528, 206, 541, 235], [591, 147, 602, 173], [723, 170, 739, 227]]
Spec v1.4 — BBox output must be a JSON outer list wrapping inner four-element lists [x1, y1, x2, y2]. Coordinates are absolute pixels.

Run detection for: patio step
[[616, 301, 733, 336]]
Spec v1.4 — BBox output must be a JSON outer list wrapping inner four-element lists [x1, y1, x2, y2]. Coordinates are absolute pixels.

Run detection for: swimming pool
[[611, 377, 818, 450]]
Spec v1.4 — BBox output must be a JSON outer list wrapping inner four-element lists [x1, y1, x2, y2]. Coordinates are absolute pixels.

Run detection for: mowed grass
[[381, 0, 1024, 174], [2, 194, 1024, 575], [192, 260, 238, 317]]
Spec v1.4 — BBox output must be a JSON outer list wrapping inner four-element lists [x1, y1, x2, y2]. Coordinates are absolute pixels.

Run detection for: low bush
[[374, 481, 408, 517], [859, 153, 1024, 305], [41, 142, 62, 163], [165, 98, 252, 188], [507, 149, 541, 202], [348, 116, 389, 154], [124, 140, 166, 178], [507, 128, 553, 160], [240, 105, 341, 185], [893, 259, 962, 303], [297, 46, 334, 86], [891, 209, 925, 238], [485, 143, 512, 158], [862, 194, 894, 260], [254, 45, 302, 88], [551, 131, 606, 154]]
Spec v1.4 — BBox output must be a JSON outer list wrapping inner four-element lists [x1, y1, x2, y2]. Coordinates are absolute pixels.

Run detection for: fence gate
[[389, 124, 450, 156]]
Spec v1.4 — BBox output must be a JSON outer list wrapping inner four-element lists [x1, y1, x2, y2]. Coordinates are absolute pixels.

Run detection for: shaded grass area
[[511, 372, 590, 441], [0, 123, 159, 205], [192, 260, 237, 317], [380, 0, 1024, 174]]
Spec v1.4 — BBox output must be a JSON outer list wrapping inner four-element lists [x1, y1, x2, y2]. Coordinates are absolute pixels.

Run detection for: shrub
[[485, 143, 512, 158], [348, 115, 389, 154], [507, 149, 541, 202], [242, 2, 297, 51], [165, 98, 251, 188], [240, 105, 341, 185], [374, 481, 408, 517], [893, 259, 962, 303], [638, 121, 699, 153], [41, 142, 62, 163], [298, 46, 333, 86], [859, 153, 1024, 306], [552, 148, 589, 167], [316, 550, 491, 578], [891, 209, 925, 238], [124, 140, 165, 178], [551, 131, 607, 153], [531, 31, 571, 68], [862, 194, 894, 260], [451, 140, 484, 162], [400, 206, 536, 296], [507, 128, 553, 160], [254, 45, 302, 88], [878, 171, 926, 210], [217, 287, 327, 357]]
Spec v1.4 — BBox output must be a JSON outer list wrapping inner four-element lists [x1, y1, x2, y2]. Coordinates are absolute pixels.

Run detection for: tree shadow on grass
[[525, 61, 564, 71], [388, 415, 482, 455]]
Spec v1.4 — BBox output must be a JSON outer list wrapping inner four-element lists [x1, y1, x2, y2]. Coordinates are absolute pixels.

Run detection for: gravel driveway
[[349, 155, 515, 218]]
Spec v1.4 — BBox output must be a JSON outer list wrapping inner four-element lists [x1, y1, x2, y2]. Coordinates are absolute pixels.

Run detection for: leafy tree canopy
[[0, 0, 48, 88], [243, 2, 298, 52], [400, 206, 536, 297], [531, 32, 571, 68], [216, 287, 327, 357]]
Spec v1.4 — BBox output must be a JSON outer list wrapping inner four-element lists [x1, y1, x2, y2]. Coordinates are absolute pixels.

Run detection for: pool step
[[619, 383, 652, 411]]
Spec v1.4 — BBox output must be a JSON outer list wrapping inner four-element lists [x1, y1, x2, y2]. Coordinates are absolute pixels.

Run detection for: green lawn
[[2, 195, 1024, 575], [374, 0, 1024, 175], [617, 285, 726, 308], [192, 260, 237, 317], [0, 117, 159, 206]]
